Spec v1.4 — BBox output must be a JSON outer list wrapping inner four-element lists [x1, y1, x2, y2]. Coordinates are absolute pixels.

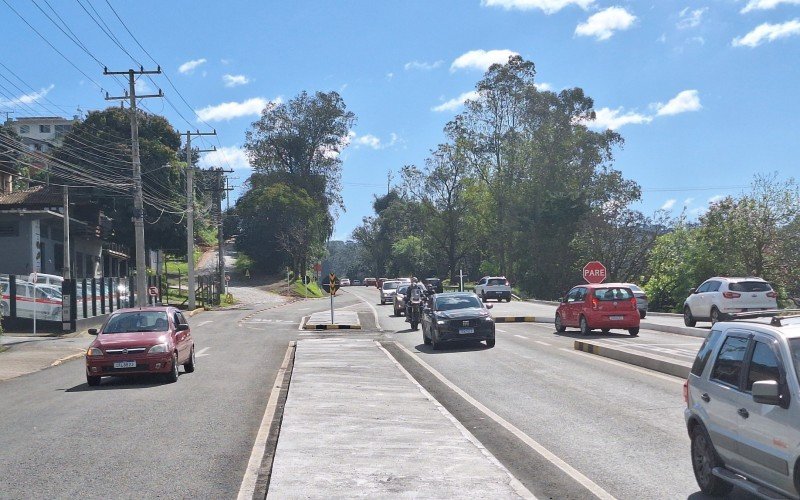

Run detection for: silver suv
[[684, 312, 800, 498]]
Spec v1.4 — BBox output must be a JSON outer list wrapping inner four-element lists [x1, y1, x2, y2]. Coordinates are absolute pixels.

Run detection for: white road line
[[298, 316, 308, 331], [496, 328, 507, 333], [393, 342, 617, 500], [534, 341, 551, 347], [195, 347, 211, 357], [197, 320, 213, 327], [514, 334, 527, 339], [237, 341, 296, 500], [348, 290, 383, 331], [377, 342, 535, 500], [561, 348, 684, 385]]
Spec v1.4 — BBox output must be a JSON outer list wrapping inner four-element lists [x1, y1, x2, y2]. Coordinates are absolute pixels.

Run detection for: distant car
[[376, 277, 389, 289], [684, 313, 800, 498], [422, 292, 495, 350], [0, 280, 62, 320], [340, 278, 351, 287], [683, 277, 778, 327], [394, 285, 409, 316], [555, 284, 640, 336], [364, 278, 376, 287], [84, 306, 195, 386], [605, 282, 648, 319], [396, 277, 411, 284], [351, 279, 361, 286], [380, 280, 401, 305], [423, 278, 443, 294], [474, 276, 512, 302]]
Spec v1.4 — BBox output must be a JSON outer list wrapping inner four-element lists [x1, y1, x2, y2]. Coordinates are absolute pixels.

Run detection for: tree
[[243, 91, 355, 278]]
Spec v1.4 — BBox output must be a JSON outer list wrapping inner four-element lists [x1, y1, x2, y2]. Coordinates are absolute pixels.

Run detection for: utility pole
[[104, 66, 163, 307], [199, 166, 232, 305], [180, 131, 216, 310], [62, 186, 70, 279]]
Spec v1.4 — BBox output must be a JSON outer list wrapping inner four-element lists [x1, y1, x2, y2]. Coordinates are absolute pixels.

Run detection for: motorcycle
[[408, 286, 423, 330]]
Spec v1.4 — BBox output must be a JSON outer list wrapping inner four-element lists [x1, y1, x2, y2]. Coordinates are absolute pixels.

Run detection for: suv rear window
[[382, 282, 399, 290], [728, 281, 772, 292], [593, 288, 633, 301], [487, 279, 507, 286], [710, 336, 750, 387]]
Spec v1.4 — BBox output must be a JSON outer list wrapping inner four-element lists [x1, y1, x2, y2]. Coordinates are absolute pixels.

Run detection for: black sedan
[[422, 292, 495, 350]]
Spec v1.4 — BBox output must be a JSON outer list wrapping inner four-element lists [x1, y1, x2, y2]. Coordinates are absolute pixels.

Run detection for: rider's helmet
[[411, 277, 418, 284]]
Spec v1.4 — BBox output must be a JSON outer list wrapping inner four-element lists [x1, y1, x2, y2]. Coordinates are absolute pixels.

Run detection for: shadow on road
[[63, 374, 177, 392], [414, 341, 490, 354], [552, 329, 639, 340]]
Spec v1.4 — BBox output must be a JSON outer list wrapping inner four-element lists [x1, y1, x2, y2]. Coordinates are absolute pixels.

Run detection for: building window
[[39, 124, 51, 133], [19, 125, 30, 134]]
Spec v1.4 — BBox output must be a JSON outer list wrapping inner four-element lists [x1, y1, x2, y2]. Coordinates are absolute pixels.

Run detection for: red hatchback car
[[555, 284, 640, 336], [85, 306, 195, 386]]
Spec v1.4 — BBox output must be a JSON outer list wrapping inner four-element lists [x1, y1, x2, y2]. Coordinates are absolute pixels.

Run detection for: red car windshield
[[103, 312, 169, 334], [592, 288, 633, 301]]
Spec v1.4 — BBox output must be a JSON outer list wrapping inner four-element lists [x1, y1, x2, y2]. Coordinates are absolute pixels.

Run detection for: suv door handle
[[701, 393, 710, 403], [737, 408, 749, 419]]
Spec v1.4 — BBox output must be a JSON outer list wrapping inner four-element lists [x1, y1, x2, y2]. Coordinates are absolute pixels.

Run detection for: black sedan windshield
[[435, 295, 482, 311], [103, 312, 169, 333]]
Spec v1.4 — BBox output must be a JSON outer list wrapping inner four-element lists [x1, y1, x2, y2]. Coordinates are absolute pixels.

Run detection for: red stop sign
[[583, 261, 607, 284]]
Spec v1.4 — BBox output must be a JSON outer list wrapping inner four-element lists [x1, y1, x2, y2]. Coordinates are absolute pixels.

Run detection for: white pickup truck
[[474, 276, 512, 302]]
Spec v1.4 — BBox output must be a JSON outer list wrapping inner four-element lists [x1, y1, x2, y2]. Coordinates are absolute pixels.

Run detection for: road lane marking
[[347, 289, 383, 331], [561, 348, 684, 385], [393, 341, 617, 500], [496, 328, 507, 333], [377, 341, 535, 499], [534, 341, 551, 347], [514, 334, 527, 339], [197, 320, 214, 327], [237, 341, 296, 500], [196, 347, 211, 357]]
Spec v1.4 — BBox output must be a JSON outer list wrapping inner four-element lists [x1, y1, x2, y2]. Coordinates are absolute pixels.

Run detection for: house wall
[[0, 215, 34, 275]]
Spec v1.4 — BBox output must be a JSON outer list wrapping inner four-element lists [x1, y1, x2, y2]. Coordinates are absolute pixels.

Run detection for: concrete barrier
[[573, 340, 691, 379]]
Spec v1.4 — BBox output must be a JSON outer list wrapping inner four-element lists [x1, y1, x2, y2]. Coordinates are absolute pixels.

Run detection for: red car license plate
[[609, 315, 624, 321], [113, 361, 136, 369]]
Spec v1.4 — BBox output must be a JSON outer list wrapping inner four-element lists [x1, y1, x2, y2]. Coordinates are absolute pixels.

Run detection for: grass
[[164, 250, 202, 276], [197, 227, 218, 247], [293, 279, 325, 298]]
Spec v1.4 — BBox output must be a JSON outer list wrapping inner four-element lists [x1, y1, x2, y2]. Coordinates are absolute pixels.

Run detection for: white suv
[[684, 277, 778, 327], [684, 313, 800, 498], [474, 276, 512, 302], [380, 280, 401, 305]]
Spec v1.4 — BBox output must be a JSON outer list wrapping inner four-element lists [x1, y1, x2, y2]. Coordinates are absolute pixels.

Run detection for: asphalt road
[[343, 285, 756, 500]]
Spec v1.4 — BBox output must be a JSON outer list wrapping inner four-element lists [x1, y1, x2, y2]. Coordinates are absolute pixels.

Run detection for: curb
[[50, 351, 85, 367], [188, 307, 205, 317], [640, 321, 708, 339], [494, 316, 537, 323], [303, 324, 362, 330], [573, 340, 691, 378]]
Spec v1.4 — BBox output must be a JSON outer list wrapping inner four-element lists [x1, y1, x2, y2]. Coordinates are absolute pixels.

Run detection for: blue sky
[[2, 0, 799, 240]]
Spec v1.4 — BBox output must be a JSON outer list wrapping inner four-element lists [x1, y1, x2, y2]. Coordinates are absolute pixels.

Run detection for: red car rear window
[[592, 288, 633, 301]]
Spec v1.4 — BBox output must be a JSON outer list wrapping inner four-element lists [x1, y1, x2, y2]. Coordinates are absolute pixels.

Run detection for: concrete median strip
[[573, 340, 691, 379], [494, 316, 538, 323], [301, 310, 362, 330]]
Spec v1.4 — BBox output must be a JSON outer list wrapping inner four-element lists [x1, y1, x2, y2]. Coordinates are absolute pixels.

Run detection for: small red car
[[555, 283, 640, 336], [85, 306, 195, 386]]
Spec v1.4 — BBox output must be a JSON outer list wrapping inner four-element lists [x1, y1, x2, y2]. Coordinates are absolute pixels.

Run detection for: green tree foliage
[[242, 91, 354, 277], [53, 107, 187, 254]]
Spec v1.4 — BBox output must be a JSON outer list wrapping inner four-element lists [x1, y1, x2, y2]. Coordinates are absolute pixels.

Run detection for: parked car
[[84, 306, 195, 386], [340, 278, 351, 287], [605, 282, 648, 318], [1, 280, 62, 320], [555, 284, 640, 336], [474, 276, 512, 302], [423, 278, 443, 294], [684, 312, 800, 498], [393, 285, 409, 316], [683, 277, 778, 327], [380, 280, 401, 305], [422, 292, 495, 350], [351, 279, 361, 286], [364, 278, 376, 287]]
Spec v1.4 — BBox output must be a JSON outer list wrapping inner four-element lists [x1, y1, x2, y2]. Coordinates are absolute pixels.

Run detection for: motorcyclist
[[404, 277, 427, 322]]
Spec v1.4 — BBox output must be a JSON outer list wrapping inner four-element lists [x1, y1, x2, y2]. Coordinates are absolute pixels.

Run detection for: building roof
[[0, 185, 62, 208]]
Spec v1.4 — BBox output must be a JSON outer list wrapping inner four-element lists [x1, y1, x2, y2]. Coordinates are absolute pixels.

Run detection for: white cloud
[[655, 89, 702, 116], [134, 78, 153, 94], [741, 0, 800, 13], [199, 145, 250, 170], [732, 19, 800, 47], [575, 7, 637, 41], [535, 82, 553, 91], [0, 84, 54, 107], [195, 97, 280, 122], [661, 199, 677, 210], [481, 0, 594, 14], [386, 72, 394, 80], [708, 194, 724, 204], [677, 7, 707, 29], [178, 58, 207, 74], [450, 49, 519, 72], [347, 131, 401, 150], [222, 74, 251, 87], [355, 134, 382, 149], [404, 60, 443, 71], [432, 90, 481, 112], [683, 197, 694, 206], [586, 107, 653, 130]]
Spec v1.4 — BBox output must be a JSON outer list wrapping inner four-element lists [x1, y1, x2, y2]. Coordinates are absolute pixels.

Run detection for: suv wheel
[[684, 306, 697, 327], [710, 307, 721, 325], [579, 316, 591, 335], [690, 426, 733, 496]]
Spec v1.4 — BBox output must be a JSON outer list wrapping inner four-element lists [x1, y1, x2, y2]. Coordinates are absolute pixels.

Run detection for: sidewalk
[[0, 333, 89, 382], [268, 338, 531, 498]]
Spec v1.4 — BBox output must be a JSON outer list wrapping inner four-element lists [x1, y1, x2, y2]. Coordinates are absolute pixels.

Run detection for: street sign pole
[[329, 272, 336, 324]]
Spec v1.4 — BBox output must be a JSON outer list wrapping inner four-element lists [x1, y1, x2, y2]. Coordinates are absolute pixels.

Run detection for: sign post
[[329, 272, 337, 324], [29, 273, 38, 336], [582, 261, 607, 284]]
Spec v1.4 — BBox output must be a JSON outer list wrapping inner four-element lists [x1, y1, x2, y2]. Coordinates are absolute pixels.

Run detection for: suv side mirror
[[558, 297, 565, 303], [752, 380, 781, 405], [177, 324, 190, 332], [88, 328, 98, 335]]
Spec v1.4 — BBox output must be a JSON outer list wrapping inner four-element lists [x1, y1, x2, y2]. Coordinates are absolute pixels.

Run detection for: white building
[[5, 116, 77, 154]]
